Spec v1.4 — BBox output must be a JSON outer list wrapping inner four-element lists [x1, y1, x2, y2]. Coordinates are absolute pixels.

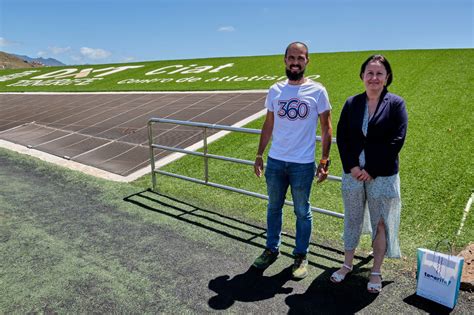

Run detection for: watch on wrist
[[319, 159, 331, 168]]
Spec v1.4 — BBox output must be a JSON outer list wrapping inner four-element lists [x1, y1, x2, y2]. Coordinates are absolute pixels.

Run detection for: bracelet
[[256, 154, 263, 159]]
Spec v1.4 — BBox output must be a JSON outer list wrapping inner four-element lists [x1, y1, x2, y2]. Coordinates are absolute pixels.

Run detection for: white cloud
[[80, 47, 111, 59], [37, 46, 70, 58], [49, 46, 71, 54], [0, 37, 17, 47], [70, 55, 84, 62], [218, 26, 235, 32]]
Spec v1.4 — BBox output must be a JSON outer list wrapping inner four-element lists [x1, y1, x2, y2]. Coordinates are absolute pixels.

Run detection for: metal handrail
[[148, 117, 343, 219]]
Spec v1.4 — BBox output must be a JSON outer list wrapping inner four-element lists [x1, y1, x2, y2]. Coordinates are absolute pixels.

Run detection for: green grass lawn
[[4, 147, 472, 313], [132, 49, 474, 258], [1, 48, 473, 257], [1, 49, 473, 312]]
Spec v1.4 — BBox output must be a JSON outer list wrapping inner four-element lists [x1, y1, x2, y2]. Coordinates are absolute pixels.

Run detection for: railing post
[[203, 127, 209, 183], [147, 117, 343, 219], [148, 121, 157, 191]]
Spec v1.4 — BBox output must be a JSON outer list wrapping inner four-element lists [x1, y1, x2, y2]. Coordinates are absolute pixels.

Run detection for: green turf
[[1, 49, 473, 262], [130, 49, 474, 257], [0, 54, 296, 92], [1, 49, 472, 255], [1, 48, 471, 95], [0, 148, 251, 312], [1, 145, 473, 313]]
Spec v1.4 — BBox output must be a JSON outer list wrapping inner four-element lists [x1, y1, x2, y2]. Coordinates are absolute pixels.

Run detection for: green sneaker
[[292, 254, 308, 279], [253, 249, 279, 269]]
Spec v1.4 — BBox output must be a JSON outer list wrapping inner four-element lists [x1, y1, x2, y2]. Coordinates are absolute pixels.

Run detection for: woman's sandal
[[367, 272, 383, 293], [330, 264, 353, 283]]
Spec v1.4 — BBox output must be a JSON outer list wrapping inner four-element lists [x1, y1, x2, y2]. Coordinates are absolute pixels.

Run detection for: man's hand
[[254, 157, 264, 177], [315, 164, 329, 183], [317, 110, 332, 183], [254, 110, 273, 178]]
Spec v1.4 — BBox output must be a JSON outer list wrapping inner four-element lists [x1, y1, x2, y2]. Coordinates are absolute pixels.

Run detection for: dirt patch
[[459, 243, 474, 291]]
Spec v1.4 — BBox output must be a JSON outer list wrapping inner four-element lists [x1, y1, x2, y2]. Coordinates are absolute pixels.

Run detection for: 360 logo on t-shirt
[[277, 99, 309, 120]]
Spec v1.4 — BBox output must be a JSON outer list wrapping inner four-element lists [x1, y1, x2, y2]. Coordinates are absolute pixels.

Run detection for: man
[[253, 42, 333, 279]]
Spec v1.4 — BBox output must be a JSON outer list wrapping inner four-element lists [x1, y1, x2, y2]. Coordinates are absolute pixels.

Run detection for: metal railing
[[148, 117, 343, 218]]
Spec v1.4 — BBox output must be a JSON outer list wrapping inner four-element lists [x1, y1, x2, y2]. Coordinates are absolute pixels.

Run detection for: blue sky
[[0, 0, 472, 65]]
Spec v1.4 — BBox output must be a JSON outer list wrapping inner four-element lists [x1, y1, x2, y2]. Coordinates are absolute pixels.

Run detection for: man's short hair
[[285, 42, 309, 58]]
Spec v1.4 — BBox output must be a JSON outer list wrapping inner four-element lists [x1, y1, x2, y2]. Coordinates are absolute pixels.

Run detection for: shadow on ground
[[2, 151, 471, 313], [124, 188, 370, 268], [285, 268, 392, 314], [208, 266, 293, 309], [123, 188, 472, 314], [403, 294, 455, 315], [124, 189, 382, 312]]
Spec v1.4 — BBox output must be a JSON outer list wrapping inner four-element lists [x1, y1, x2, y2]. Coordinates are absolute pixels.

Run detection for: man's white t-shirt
[[265, 79, 331, 163]]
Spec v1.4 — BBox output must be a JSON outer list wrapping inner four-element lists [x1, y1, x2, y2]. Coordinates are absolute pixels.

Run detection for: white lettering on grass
[[209, 63, 234, 73], [117, 78, 175, 84], [145, 63, 234, 76], [31, 65, 144, 79], [145, 65, 182, 75], [0, 70, 40, 82], [116, 74, 320, 85], [92, 66, 144, 77], [7, 78, 103, 86], [175, 76, 201, 82], [32, 69, 78, 79], [181, 65, 214, 74]]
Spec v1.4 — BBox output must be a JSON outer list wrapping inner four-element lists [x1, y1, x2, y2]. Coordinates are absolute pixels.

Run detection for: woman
[[331, 55, 408, 293]]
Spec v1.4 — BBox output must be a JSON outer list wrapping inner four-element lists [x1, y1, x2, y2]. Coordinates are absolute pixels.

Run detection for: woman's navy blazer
[[336, 88, 408, 179]]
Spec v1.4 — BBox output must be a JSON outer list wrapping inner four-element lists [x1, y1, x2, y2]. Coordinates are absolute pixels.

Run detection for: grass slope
[[132, 49, 474, 257], [1, 49, 472, 256], [0, 48, 471, 93]]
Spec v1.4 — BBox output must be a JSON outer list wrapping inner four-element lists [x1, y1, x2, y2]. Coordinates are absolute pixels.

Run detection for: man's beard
[[286, 68, 305, 81]]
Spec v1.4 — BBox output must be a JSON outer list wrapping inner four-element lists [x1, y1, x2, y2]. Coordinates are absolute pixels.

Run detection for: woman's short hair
[[360, 54, 393, 87]]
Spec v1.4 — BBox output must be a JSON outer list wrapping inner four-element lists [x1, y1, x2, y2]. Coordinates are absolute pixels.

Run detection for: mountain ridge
[[0, 51, 36, 69], [12, 53, 65, 66]]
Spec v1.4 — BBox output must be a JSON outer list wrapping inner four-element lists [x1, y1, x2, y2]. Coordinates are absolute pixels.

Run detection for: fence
[[148, 117, 343, 219]]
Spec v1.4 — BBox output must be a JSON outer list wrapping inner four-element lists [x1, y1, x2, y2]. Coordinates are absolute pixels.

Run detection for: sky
[[0, 0, 472, 65]]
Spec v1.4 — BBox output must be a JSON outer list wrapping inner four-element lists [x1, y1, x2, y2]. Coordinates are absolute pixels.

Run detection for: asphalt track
[[0, 92, 266, 179], [1, 149, 472, 313]]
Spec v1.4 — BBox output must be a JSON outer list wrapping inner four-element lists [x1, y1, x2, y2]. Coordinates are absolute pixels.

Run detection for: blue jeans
[[264, 157, 315, 255]]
